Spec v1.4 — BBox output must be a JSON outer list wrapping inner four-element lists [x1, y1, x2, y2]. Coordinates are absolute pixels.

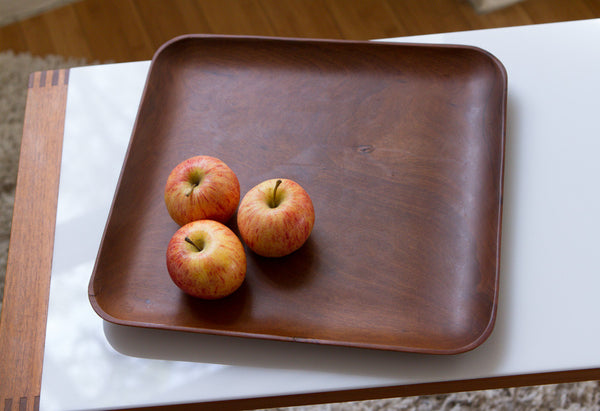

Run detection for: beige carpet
[[1, 50, 599, 410]]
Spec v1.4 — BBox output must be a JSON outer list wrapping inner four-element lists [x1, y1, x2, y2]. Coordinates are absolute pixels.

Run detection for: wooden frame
[[0, 69, 69, 411], [0, 68, 598, 411]]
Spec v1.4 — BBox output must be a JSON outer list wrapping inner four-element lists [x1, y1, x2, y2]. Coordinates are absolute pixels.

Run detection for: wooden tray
[[89, 35, 507, 354]]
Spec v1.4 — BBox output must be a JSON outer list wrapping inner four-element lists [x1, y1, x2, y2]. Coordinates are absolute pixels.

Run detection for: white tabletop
[[40, 19, 600, 410]]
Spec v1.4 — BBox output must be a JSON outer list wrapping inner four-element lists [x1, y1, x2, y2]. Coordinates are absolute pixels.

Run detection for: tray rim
[[88, 34, 508, 355]]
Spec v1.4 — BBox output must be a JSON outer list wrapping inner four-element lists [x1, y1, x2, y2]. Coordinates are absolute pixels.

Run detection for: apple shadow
[[173, 277, 253, 326], [103, 316, 504, 383], [246, 236, 320, 290], [226, 210, 321, 291]]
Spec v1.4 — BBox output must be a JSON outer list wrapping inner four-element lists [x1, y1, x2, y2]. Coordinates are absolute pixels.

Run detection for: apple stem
[[271, 179, 282, 208], [185, 183, 198, 197], [184, 236, 203, 252]]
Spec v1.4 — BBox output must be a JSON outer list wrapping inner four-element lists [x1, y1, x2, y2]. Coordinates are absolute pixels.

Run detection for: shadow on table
[[104, 93, 521, 383]]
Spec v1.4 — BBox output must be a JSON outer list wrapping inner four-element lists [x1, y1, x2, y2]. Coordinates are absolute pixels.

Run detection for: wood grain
[[71, 0, 154, 63], [42, 5, 94, 61], [89, 36, 507, 355], [258, 0, 343, 39], [0, 70, 68, 411], [1, 0, 599, 62], [195, 0, 275, 36], [18, 14, 55, 58], [131, 0, 209, 51], [323, 0, 407, 39]]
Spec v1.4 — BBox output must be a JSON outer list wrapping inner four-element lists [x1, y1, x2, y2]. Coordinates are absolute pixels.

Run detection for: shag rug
[[1, 50, 598, 410]]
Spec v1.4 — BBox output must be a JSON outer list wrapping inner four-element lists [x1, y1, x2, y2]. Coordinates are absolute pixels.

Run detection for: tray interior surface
[[89, 35, 507, 354]]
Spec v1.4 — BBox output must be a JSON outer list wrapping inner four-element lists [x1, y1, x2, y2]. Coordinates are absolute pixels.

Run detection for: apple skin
[[237, 178, 315, 257], [166, 220, 247, 299], [164, 155, 240, 226]]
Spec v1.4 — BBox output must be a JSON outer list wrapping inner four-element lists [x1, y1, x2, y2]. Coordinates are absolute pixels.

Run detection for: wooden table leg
[[0, 69, 69, 411]]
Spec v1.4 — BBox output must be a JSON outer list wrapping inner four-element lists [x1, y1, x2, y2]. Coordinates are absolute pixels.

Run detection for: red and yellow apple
[[164, 155, 240, 226], [237, 178, 315, 257], [166, 219, 246, 299]]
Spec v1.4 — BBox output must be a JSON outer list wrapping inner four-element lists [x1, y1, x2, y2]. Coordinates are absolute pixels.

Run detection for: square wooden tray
[[89, 35, 507, 354]]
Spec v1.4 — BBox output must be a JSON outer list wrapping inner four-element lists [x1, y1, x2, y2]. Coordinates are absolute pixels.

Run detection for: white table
[[40, 19, 600, 410]]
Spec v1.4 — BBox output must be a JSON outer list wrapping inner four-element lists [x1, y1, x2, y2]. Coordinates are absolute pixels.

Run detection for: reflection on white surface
[[43, 263, 227, 410], [104, 319, 505, 380], [40, 20, 600, 410]]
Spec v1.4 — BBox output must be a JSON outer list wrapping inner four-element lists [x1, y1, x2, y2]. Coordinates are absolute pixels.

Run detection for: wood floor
[[1, 0, 600, 63]]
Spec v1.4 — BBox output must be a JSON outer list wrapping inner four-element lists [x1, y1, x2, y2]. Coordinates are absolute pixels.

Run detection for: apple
[[164, 155, 240, 226], [237, 178, 315, 257], [166, 219, 247, 299]]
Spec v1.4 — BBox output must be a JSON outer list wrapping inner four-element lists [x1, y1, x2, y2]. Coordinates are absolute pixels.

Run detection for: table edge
[[118, 368, 600, 410], [0, 69, 68, 411]]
